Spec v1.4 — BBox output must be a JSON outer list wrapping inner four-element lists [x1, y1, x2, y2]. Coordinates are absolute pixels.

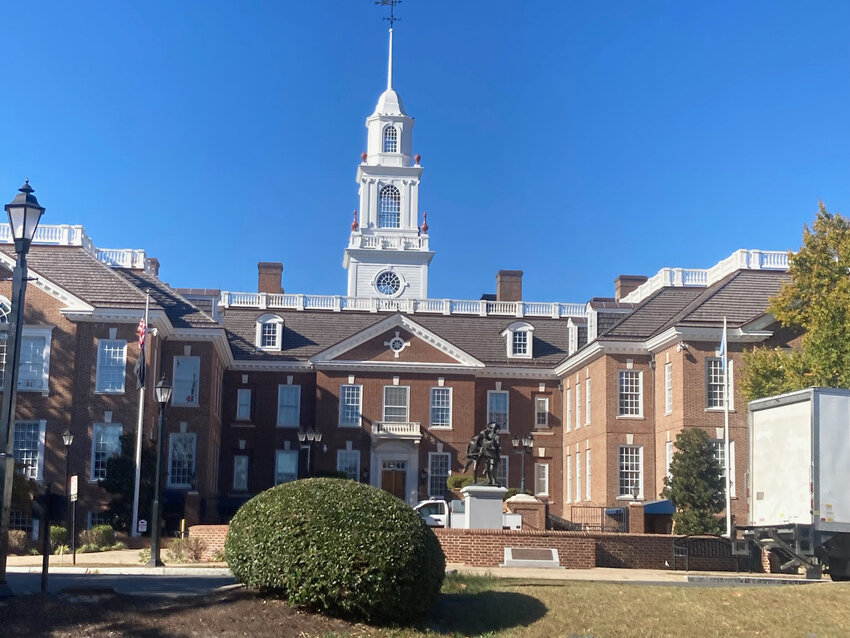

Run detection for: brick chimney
[[496, 270, 523, 302], [258, 262, 283, 294], [145, 257, 160, 277], [614, 275, 648, 301]]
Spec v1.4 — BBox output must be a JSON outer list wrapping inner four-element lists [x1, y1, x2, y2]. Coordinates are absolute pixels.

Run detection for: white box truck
[[741, 387, 850, 580]]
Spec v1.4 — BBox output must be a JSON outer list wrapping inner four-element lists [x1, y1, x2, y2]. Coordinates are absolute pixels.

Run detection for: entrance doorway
[[381, 460, 407, 500]]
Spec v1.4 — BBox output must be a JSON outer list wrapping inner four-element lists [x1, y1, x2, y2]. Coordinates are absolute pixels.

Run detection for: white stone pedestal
[[461, 484, 508, 529]]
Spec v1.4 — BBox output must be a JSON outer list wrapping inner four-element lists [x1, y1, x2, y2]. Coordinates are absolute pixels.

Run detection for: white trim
[[338, 384, 363, 428], [429, 386, 452, 429], [17, 326, 53, 394], [501, 321, 534, 359], [95, 338, 127, 394], [534, 395, 549, 428], [382, 385, 410, 422], [90, 423, 123, 481], [276, 384, 302, 427], [236, 388, 252, 421], [255, 313, 284, 351], [534, 462, 549, 497], [487, 389, 510, 431], [167, 431, 197, 489]]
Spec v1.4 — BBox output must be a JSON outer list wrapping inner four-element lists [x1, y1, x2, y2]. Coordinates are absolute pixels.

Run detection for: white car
[[413, 499, 449, 527]]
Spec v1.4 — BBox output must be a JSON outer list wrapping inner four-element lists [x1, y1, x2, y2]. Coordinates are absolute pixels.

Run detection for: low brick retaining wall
[[189, 524, 751, 572]]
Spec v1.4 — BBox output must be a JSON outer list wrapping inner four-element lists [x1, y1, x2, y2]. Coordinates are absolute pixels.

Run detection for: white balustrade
[[372, 422, 421, 437]]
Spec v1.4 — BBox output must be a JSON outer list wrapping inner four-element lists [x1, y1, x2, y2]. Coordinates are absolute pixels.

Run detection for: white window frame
[[585, 446, 591, 501], [534, 396, 549, 428], [429, 387, 452, 429], [232, 454, 249, 491], [236, 388, 251, 421], [17, 327, 53, 393], [337, 450, 360, 481], [382, 385, 410, 422], [339, 384, 362, 427], [502, 321, 534, 359], [711, 439, 737, 497], [575, 449, 582, 502], [665, 440, 674, 479], [378, 185, 401, 228], [167, 432, 197, 489], [12, 420, 46, 481], [534, 462, 549, 497], [565, 386, 571, 432], [274, 449, 298, 484], [584, 378, 591, 425], [706, 358, 734, 410], [496, 456, 508, 489], [664, 362, 673, 415], [382, 125, 398, 153], [172, 356, 200, 407], [617, 370, 643, 417], [428, 452, 450, 498], [575, 383, 581, 429], [95, 339, 127, 393], [617, 444, 643, 499], [487, 390, 509, 431], [90, 423, 123, 481], [565, 454, 571, 503], [255, 313, 284, 351], [276, 384, 301, 428]]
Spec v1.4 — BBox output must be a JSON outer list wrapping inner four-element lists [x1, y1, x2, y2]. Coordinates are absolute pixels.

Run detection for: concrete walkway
[[7, 550, 821, 585]]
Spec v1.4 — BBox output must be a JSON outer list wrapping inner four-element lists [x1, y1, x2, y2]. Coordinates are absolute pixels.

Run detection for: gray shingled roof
[[221, 309, 569, 366], [602, 287, 705, 340], [116, 270, 218, 328]]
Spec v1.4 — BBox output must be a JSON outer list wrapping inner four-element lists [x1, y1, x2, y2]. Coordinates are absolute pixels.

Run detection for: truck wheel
[[828, 558, 850, 582]]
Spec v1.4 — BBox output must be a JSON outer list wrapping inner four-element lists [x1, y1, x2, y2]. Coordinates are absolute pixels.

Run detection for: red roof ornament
[[414, 153, 421, 165], [351, 210, 359, 232], [419, 211, 429, 235], [360, 152, 368, 163]]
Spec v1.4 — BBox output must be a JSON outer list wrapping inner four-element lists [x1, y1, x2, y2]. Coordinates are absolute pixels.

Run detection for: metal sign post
[[70, 475, 78, 565]]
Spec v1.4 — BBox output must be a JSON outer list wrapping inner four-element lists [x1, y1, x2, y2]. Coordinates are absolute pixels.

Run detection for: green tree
[[662, 429, 725, 535], [99, 433, 156, 532], [742, 204, 850, 400]]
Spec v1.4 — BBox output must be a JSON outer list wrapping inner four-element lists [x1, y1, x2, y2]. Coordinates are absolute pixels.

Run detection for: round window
[[375, 271, 401, 296], [388, 336, 405, 352]]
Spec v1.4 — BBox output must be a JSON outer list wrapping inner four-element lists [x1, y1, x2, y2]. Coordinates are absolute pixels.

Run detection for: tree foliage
[[742, 204, 850, 400], [99, 433, 156, 532], [662, 429, 724, 535]]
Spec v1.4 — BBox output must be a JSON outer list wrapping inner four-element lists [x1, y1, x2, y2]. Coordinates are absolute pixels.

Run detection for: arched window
[[383, 126, 398, 153], [378, 185, 401, 228], [256, 314, 284, 350], [0, 298, 9, 324], [501, 321, 534, 359]]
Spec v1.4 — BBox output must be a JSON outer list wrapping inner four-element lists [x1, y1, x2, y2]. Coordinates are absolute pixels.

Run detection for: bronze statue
[[464, 422, 502, 486]]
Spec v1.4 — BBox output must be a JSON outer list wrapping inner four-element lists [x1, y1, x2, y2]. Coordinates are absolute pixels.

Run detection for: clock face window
[[376, 271, 401, 296]]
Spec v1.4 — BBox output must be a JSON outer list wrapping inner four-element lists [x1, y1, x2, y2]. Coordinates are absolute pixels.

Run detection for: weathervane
[[375, 0, 401, 28]]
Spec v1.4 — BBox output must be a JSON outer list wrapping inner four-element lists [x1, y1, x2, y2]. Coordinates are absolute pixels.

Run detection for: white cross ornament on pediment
[[384, 331, 411, 358]]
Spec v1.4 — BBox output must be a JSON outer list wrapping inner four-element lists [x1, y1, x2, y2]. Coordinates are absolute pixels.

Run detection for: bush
[[166, 537, 207, 562], [8, 530, 29, 555], [446, 474, 473, 490], [138, 548, 151, 564], [49, 525, 68, 552], [78, 525, 116, 549], [79, 543, 99, 554], [225, 478, 445, 625]]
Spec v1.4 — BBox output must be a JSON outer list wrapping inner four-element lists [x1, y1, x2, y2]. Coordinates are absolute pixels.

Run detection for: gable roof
[[116, 269, 218, 328]]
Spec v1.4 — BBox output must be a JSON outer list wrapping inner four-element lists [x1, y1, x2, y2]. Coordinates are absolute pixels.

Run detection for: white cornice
[[172, 327, 234, 368], [554, 340, 648, 376], [475, 366, 559, 380], [315, 361, 477, 375], [229, 360, 314, 372]]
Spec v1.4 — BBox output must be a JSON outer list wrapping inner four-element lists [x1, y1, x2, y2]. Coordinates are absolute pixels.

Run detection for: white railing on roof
[[621, 249, 789, 304], [349, 233, 429, 251], [219, 291, 586, 319], [0, 223, 148, 270], [371, 422, 421, 438]]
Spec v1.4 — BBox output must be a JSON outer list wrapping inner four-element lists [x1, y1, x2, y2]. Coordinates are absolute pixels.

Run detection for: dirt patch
[[0, 587, 384, 637]]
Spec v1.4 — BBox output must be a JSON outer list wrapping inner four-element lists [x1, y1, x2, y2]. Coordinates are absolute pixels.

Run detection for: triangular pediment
[[310, 314, 484, 369]]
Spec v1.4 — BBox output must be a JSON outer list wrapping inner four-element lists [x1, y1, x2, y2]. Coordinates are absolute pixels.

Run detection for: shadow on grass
[[430, 590, 548, 635]]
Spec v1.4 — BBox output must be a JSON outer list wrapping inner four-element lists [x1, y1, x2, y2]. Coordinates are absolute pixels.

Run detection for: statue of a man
[[479, 422, 502, 486]]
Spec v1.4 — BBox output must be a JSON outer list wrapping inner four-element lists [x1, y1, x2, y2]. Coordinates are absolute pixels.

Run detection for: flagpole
[[723, 315, 732, 538], [130, 292, 150, 538]]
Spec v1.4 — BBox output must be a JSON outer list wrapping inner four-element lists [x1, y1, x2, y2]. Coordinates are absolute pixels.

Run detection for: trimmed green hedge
[[225, 478, 445, 625]]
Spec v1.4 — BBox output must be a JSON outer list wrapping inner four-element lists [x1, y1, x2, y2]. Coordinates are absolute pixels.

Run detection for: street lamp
[[297, 427, 323, 476], [511, 434, 534, 494], [0, 180, 45, 594], [62, 429, 74, 559], [148, 375, 172, 567]]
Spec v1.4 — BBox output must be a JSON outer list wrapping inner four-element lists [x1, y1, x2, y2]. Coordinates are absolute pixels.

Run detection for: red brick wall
[[188, 524, 229, 561]]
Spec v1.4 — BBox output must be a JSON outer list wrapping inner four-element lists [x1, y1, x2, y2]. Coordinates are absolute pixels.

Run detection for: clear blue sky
[[1, 1, 848, 304]]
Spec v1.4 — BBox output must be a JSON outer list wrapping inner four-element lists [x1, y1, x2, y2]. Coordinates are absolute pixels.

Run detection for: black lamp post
[[148, 375, 172, 567], [0, 180, 45, 594], [62, 429, 74, 556], [511, 434, 534, 494], [297, 427, 323, 476]]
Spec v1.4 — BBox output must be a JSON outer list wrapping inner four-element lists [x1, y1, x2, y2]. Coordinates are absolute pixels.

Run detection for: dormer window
[[502, 321, 534, 359], [378, 185, 401, 228], [383, 126, 398, 153], [256, 314, 284, 350]]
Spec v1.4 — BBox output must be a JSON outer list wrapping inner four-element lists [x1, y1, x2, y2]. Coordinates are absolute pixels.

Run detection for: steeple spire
[[387, 27, 393, 90], [376, 0, 401, 89]]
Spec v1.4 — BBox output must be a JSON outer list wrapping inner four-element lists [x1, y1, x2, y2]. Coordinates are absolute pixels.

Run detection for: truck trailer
[[741, 387, 850, 580]]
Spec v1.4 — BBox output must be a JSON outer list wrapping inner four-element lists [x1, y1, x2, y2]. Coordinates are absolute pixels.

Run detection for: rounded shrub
[[225, 478, 445, 625]]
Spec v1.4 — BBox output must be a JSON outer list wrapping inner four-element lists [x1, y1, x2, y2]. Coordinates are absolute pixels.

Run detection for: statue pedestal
[[461, 484, 508, 529]]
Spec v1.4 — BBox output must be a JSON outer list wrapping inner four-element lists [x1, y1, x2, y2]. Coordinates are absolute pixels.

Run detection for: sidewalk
[[6, 549, 231, 576]]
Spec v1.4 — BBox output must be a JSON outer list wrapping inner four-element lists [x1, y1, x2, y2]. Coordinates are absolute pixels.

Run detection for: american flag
[[134, 318, 147, 389]]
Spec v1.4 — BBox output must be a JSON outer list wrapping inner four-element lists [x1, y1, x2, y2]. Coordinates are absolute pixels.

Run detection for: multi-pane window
[[261, 322, 279, 348], [430, 387, 452, 428], [534, 396, 549, 428], [665, 440, 674, 479], [95, 339, 126, 393], [378, 185, 401, 228], [383, 386, 410, 422], [585, 447, 591, 501], [512, 330, 528, 356], [0, 332, 8, 389], [9, 509, 33, 535], [90, 424, 122, 480], [168, 432, 197, 488], [172, 356, 200, 406], [18, 335, 47, 391], [487, 390, 509, 430], [534, 463, 549, 496], [565, 387, 571, 432], [274, 449, 298, 484], [711, 439, 736, 496], [618, 370, 642, 416], [337, 450, 360, 481], [383, 126, 398, 153], [496, 456, 508, 488], [618, 445, 642, 498], [585, 379, 591, 425], [256, 315, 283, 350], [12, 421, 44, 480], [428, 452, 450, 498], [664, 362, 673, 415], [339, 385, 362, 427], [89, 511, 111, 529], [575, 384, 581, 428], [277, 385, 301, 427], [565, 454, 571, 502], [236, 388, 251, 421], [233, 454, 249, 491], [706, 358, 726, 409], [575, 449, 582, 501]]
